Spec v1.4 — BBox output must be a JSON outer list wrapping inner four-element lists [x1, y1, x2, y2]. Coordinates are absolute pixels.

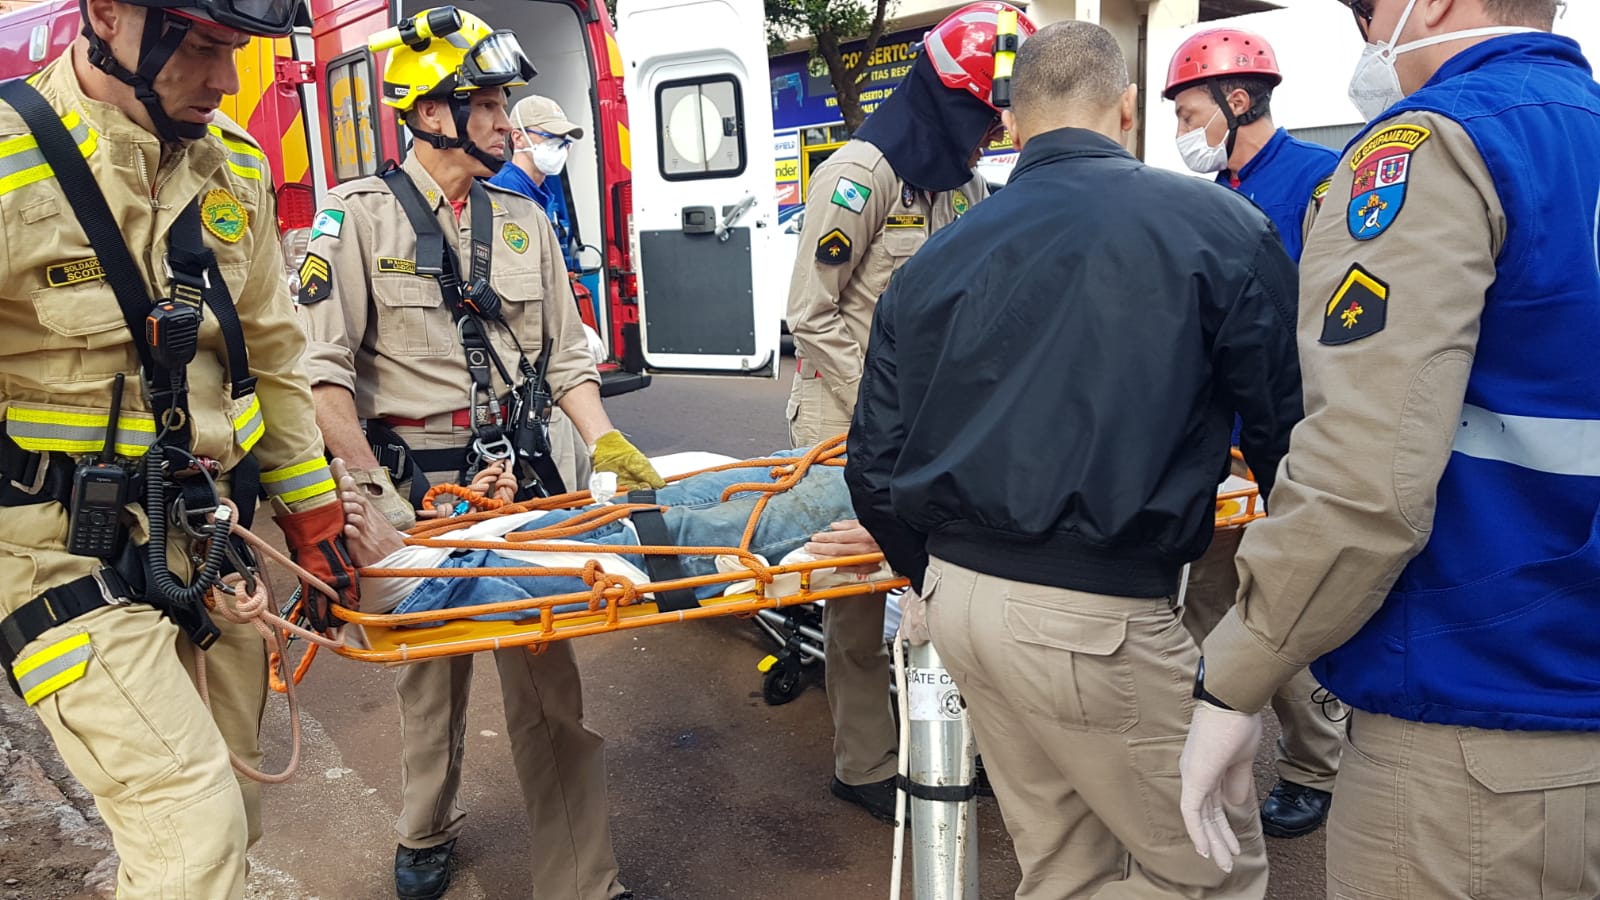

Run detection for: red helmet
[[923, 2, 1038, 111], [1163, 27, 1282, 100]]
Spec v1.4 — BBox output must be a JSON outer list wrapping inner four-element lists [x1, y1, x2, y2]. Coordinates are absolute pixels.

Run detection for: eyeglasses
[[522, 129, 573, 148]]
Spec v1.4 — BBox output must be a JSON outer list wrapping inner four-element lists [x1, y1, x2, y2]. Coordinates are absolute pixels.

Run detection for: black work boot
[[394, 838, 456, 900], [830, 775, 898, 824], [1261, 780, 1332, 838]]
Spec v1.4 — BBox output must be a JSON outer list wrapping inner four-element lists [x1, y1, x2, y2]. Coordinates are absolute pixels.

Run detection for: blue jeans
[[395, 451, 853, 621]]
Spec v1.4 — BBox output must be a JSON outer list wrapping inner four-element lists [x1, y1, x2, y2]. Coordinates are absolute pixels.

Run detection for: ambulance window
[[327, 52, 380, 183], [656, 76, 746, 180]]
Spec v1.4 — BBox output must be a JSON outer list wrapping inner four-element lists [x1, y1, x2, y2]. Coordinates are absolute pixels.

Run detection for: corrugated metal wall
[[1289, 122, 1364, 150]]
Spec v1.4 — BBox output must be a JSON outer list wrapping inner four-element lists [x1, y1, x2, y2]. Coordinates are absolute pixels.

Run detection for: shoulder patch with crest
[[816, 228, 852, 265], [202, 188, 247, 244], [1347, 125, 1430, 241], [1321, 263, 1388, 345], [297, 253, 331, 304], [951, 192, 969, 216], [502, 222, 530, 254]]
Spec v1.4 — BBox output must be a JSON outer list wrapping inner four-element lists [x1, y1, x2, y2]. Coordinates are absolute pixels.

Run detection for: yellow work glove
[[350, 466, 418, 530], [590, 430, 666, 491]]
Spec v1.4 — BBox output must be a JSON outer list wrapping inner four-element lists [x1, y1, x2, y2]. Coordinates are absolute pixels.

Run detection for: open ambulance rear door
[[616, 0, 781, 377]]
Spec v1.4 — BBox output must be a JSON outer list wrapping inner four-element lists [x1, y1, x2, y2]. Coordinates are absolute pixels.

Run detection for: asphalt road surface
[[250, 359, 1327, 899]]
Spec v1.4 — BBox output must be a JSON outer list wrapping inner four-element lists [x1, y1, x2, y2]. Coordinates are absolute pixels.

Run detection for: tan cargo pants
[[1328, 711, 1600, 899], [925, 556, 1268, 899], [786, 364, 897, 785], [1185, 526, 1343, 791], [4, 500, 267, 900], [393, 412, 624, 899]]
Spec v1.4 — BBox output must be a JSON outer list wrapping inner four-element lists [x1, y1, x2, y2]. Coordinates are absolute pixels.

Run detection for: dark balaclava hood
[[853, 53, 997, 193]]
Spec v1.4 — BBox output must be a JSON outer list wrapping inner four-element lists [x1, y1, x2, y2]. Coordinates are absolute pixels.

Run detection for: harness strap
[[0, 435, 74, 508], [377, 168, 561, 497], [170, 205, 256, 399], [379, 169, 514, 447], [0, 566, 134, 691], [0, 77, 177, 442], [626, 489, 699, 613]]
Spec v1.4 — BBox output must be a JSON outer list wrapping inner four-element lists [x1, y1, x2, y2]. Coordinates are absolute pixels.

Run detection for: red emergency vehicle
[[0, 0, 651, 394]]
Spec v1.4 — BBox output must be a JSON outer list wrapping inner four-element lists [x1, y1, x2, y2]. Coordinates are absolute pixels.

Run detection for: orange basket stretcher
[[275, 439, 1264, 672], [320, 437, 909, 664]]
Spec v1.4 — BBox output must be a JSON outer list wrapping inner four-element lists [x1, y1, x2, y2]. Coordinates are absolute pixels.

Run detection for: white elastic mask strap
[[1200, 107, 1222, 146], [1182, 107, 1222, 146], [510, 109, 535, 154], [1381, 0, 1422, 51], [1394, 26, 1538, 56], [1381, 0, 1535, 60]]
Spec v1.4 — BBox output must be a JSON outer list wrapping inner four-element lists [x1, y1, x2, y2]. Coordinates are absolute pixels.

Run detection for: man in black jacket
[[845, 21, 1299, 898]]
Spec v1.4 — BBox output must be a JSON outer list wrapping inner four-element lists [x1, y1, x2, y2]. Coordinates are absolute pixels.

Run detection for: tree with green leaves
[[765, 0, 894, 132]]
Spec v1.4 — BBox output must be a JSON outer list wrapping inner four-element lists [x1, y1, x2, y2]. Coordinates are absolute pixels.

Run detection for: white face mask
[[530, 139, 569, 175], [1176, 108, 1228, 174], [1348, 0, 1536, 120]]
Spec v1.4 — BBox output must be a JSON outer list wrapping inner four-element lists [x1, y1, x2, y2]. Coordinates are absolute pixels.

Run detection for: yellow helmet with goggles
[[371, 7, 535, 172], [372, 7, 536, 112]]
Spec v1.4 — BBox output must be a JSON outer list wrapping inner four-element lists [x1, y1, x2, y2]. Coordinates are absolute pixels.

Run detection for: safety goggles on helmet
[[461, 30, 536, 90], [136, 0, 306, 39]]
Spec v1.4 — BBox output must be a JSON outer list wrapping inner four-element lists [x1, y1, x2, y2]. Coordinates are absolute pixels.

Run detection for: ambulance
[[0, 0, 785, 388]]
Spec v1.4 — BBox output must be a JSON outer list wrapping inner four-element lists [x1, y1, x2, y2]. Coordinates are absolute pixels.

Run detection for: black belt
[[626, 490, 699, 613]]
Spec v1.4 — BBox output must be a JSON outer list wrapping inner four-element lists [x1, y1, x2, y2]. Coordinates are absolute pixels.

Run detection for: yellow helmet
[[373, 7, 536, 112]]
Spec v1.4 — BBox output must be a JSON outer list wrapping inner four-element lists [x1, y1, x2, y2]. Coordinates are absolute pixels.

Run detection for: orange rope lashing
[[423, 481, 512, 513]]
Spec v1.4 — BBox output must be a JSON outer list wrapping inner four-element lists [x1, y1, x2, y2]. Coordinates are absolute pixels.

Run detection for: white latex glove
[[582, 324, 607, 367], [1178, 701, 1263, 874]]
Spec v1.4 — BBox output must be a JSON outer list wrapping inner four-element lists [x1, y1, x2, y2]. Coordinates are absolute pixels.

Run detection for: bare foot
[[332, 458, 407, 565]]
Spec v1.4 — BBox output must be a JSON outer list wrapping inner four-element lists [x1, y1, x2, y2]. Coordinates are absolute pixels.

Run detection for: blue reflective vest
[[1312, 34, 1600, 733], [1218, 129, 1338, 262]]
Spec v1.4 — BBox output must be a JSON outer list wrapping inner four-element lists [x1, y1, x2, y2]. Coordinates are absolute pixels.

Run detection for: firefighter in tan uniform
[[783, 1, 1036, 822], [0, 0, 356, 896], [298, 9, 653, 899], [785, 142, 985, 448], [1181, 2, 1600, 894]]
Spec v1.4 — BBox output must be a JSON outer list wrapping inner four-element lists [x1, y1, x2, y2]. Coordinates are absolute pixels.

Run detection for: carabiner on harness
[[465, 375, 514, 467], [217, 532, 261, 599]]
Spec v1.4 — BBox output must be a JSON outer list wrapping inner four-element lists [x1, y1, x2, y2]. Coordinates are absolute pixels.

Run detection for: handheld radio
[[67, 373, 131, 558]]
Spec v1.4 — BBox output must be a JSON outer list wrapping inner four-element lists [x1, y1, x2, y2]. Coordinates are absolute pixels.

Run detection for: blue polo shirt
[[488, 163, 578, 272], [1218, 128, 1339, 262]]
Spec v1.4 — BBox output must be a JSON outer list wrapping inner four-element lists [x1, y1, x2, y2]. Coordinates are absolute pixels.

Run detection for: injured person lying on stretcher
[[336, 449, 891, 621]]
